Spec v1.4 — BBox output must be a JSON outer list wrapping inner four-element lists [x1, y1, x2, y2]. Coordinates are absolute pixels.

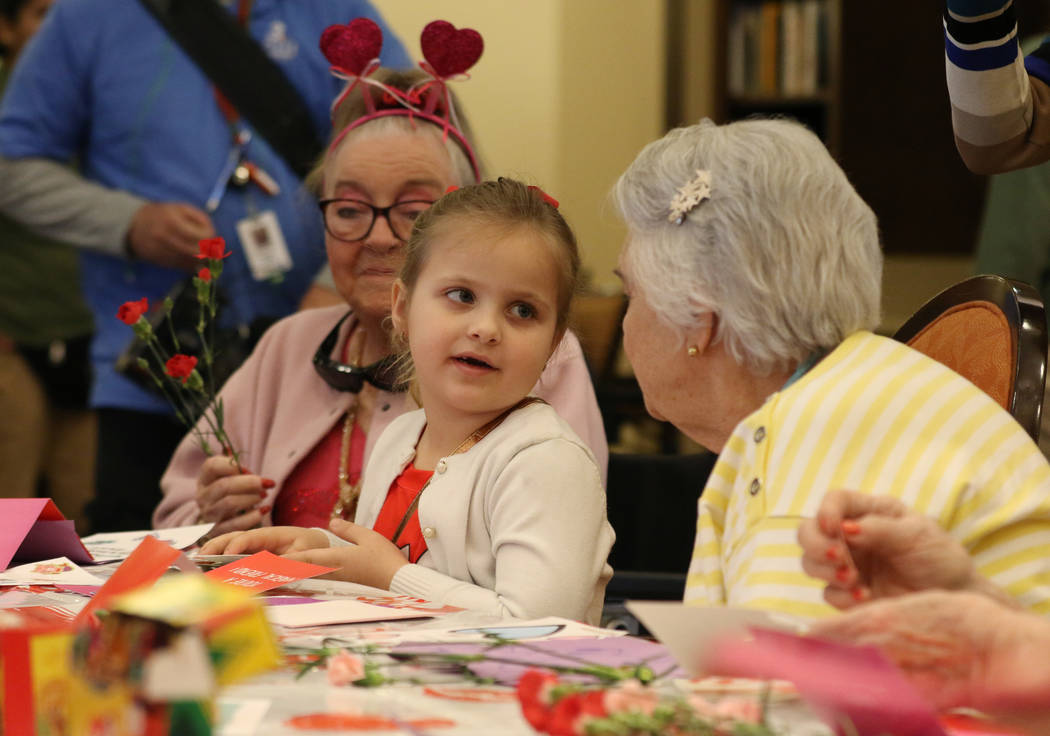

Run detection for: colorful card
[[0, 498, 91, 570], [205, 551, 337, 592], [0, 557, 105, 587]]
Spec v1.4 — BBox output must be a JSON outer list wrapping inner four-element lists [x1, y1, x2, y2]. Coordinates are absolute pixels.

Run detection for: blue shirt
[[0, 0, 410, 412]]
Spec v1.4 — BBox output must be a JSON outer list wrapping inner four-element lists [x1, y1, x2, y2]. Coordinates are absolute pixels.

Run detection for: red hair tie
[[528, 185, 559, 209]]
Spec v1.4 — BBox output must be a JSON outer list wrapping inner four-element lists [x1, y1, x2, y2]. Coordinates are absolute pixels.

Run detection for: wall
[[380, 2, 975, 330], [379, 2, 667, 293]]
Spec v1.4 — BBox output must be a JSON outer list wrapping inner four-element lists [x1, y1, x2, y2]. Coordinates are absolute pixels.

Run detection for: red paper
[[0, 498, 91, 570], [708, 627, 947, 736], [204, 551, 337, 592], [74, 535, 183, 625]]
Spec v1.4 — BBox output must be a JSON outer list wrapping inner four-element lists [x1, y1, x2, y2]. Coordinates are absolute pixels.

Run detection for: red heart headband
[[321, 17, 483, 182]]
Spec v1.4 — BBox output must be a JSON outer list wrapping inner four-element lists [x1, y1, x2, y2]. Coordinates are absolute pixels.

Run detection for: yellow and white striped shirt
[[685, 331, 1050, 620]]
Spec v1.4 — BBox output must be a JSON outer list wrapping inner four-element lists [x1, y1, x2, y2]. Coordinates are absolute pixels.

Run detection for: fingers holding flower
[[195, 454, 272, 528]]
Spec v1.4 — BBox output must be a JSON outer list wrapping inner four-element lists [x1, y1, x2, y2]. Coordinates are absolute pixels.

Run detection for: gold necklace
[[331, 402, 362, 520]]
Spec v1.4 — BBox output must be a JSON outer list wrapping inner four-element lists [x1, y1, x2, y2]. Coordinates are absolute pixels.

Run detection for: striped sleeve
[[944, 0, 1050, 172]]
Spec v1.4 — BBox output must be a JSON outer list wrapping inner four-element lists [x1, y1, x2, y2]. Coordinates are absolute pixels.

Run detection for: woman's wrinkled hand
[[195, 454, 275, 537], [198, 526, 329, 555], [284, 519, 409, 591], [811, 590, 1050, 727], [798, 489, 976, 609]]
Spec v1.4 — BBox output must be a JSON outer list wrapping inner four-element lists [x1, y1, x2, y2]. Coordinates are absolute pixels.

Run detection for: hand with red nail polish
[[799, 489, 986, 610], [194, 454, 276, 537], [812, 590, 1050, 731]]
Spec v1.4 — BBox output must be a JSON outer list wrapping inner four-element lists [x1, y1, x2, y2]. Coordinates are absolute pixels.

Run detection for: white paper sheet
[[81, 524, 215, 563], [0, 556, 106, 586], [626, 601, 806, 676], [266, 599, 435, 628]]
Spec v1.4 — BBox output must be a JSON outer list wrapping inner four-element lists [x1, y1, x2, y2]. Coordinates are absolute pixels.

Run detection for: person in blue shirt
[[0, 0, 410, 532]]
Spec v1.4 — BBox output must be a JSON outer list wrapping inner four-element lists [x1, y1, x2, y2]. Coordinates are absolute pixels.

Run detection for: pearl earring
[[687, 345, 699, 357]]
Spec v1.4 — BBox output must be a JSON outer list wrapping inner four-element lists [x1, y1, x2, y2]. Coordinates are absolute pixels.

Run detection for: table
[[4, 568, 834, 736]]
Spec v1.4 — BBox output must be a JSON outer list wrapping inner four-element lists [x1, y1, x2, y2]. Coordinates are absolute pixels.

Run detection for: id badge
[[236, 210, 293, 281]]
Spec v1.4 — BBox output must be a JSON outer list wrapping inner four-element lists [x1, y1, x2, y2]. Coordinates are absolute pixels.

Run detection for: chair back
[[892, 274, 1047, 441], [602, 451, 716, 632]]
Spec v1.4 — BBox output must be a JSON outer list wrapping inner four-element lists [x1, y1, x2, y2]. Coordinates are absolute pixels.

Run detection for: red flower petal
[[197, 237, 230, 260], [116, 297, 149, 325], [164, 354, 198, 382]]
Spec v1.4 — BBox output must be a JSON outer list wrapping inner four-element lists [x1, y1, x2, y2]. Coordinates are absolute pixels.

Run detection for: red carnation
[[116, 297, 149, 325], [164, 354, 198, 383], [197, 267, 212, 282], [196, 237, 230, 260], [517, 670, 558, 730], [545, 693, 584, 736]]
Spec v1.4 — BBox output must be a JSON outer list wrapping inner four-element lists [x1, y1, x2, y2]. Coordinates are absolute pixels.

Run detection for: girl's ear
[[390, 279, 409, 336]]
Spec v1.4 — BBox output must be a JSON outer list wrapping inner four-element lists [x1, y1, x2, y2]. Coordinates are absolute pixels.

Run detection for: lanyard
[[206, 0, 280, 211], [390, 397, 546, 546]]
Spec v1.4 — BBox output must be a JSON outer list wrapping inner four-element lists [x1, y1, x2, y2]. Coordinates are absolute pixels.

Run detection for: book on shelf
[[726, 0, 828, 99]]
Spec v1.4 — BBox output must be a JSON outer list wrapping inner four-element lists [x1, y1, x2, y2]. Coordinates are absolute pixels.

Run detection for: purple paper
[[14, 520, 93, 565], [709, 627, 947, 736], [392, 637, 684, 686]]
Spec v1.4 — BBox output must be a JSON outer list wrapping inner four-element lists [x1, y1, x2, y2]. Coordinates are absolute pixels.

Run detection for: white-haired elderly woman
[[612, 117, 1050, 621]]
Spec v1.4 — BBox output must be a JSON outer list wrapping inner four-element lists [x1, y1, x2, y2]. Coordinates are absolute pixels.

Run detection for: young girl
[[202, 179, 614, 624]]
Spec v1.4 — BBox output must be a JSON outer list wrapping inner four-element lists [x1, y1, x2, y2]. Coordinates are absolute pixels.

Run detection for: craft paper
[[626, 600, 804, 677], [265, 599, 433, 628], [75, 535, 185, 625], [205, 551, 337, 592], [0, 498, 91, 570], [0, 557, 105, 587], [707, 627, 947, 736], [81, 524, 214, 563]]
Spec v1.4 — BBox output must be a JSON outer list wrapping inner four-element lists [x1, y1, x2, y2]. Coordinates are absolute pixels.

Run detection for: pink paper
[[0, 498, 90, 571], [708, 627, 947, 736]]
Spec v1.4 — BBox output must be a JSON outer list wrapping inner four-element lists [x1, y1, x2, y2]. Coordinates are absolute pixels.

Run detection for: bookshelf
[[717, 0, 841, 154], [702, 0, 987, 256]]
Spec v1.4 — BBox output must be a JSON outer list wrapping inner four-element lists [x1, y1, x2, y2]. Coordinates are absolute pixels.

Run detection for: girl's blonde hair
[[395, 178, 580, 393]]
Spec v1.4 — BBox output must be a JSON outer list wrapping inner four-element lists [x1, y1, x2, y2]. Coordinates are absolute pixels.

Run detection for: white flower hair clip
[[668, 169, 712, 225]]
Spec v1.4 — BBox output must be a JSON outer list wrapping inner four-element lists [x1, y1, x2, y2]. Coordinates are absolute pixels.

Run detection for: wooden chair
[[892, 274, 1047, 442]]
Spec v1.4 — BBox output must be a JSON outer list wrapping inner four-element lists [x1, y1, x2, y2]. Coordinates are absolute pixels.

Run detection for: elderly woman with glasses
[[153, 67, 606, 535], [612, 117, 1050, 620]]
